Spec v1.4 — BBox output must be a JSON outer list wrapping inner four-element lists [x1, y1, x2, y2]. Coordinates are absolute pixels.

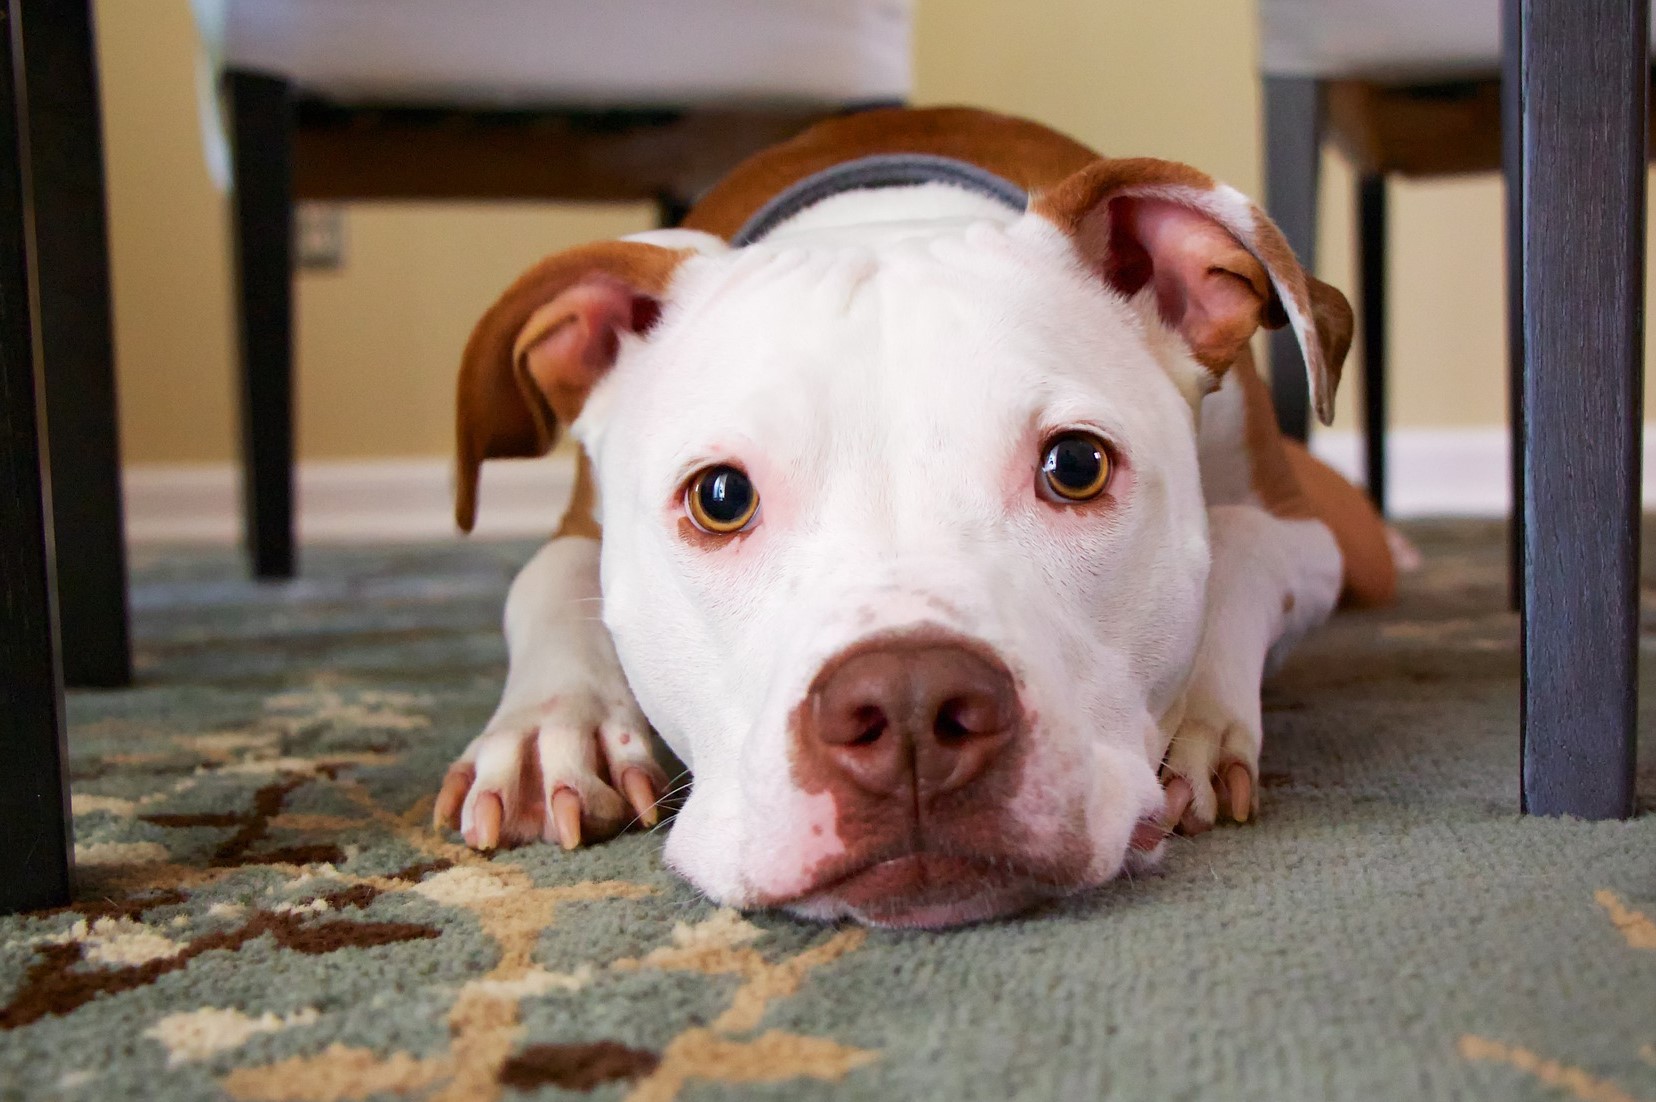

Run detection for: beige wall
[[96, 0, 1652, 465], [98, 0, 235, 464]]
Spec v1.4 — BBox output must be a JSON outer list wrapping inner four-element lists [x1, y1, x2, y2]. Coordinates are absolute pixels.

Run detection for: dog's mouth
[[771, 850, 1077, 929], [758, 804, 1173, 929]]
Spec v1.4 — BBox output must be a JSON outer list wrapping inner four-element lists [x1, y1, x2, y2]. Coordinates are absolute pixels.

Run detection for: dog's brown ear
[[1305, 274, 1354, 402], [1034, 158, 1351, 425], [456, 241, 689, 531]]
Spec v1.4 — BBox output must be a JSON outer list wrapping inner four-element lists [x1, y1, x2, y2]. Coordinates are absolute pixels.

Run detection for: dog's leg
[[433, 535, 670, 850], [1160, 503, 1343, 833]]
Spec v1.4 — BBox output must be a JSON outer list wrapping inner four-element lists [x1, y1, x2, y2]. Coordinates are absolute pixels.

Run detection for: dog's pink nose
[[803, 638, 1019, 799]]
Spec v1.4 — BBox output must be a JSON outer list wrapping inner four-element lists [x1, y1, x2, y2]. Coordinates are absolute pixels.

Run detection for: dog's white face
[[570, 214, 1212, 927]]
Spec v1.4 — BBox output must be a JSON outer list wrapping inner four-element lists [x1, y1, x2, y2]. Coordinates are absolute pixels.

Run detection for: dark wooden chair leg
[[656, 192, 692, 229], [1501, 0, 1526, 614], [0, 0, 75, 914], [1263, 75, 1323, 440], [22, 0, 130, 687], [227, 70, 296, 579], [1358, 172, 1388, 514], [1511, 0, 1644, 819]]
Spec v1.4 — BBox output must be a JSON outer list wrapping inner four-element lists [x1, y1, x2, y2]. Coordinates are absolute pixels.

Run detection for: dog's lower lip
[[787, 853, 1049, 924], [824, 853, 973, 901]]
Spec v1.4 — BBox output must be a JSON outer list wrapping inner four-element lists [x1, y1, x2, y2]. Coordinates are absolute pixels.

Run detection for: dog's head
[[456, 157, 1350, 927]]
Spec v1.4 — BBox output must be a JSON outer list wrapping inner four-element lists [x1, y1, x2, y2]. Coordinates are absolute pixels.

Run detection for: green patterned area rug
[[2, 523, 1652, 1101]]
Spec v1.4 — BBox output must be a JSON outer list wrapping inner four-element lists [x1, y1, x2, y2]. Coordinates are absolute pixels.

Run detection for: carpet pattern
[[1, 523, 1652, 1101]]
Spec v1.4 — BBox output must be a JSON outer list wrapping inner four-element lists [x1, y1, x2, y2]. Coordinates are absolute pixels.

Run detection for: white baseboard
[[123, 455, 574, 545], [122, 428, 1656, 544], [1311, 427, 1656, 518]]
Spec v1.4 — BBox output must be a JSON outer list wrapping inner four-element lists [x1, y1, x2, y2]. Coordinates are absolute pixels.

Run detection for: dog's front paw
[[1159, 703, 1261, 835], [433, 692, 669, 852]]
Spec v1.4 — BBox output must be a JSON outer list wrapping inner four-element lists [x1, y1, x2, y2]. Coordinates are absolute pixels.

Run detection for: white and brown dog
[[434, 108, 1396, 929]]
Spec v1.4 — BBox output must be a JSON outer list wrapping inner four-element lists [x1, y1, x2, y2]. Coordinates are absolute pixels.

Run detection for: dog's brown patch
[[683, 106, 1098, 239], [457, 242, 690, 531]]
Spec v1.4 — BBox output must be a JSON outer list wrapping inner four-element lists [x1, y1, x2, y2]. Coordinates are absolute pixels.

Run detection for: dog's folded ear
[[455, 240, 692, 532], [1034, 158, 1352, 425]]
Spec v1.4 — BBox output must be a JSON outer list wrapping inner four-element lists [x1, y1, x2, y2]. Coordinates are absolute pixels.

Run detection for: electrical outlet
[[296, 203, 347, 271]]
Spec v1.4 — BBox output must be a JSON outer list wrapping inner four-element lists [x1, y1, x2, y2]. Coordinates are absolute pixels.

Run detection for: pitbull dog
[[434, 108, 1396, 929]]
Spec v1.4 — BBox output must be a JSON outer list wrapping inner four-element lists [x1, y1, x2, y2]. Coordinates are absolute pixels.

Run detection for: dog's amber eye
[[686, 465, 759, 533], [1040, 432, 1112, 502]]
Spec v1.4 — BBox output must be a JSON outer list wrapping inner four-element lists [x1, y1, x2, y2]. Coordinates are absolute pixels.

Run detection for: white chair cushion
[[1262, 0, 1655, 79], [210, 0, 911, 107]]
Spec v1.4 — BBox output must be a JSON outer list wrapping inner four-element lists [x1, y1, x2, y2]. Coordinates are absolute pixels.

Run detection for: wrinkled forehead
[[582, 223, 1172, 476]]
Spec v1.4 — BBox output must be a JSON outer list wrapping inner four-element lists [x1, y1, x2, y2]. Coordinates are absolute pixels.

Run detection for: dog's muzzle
[[774, 631, 1080, 926]]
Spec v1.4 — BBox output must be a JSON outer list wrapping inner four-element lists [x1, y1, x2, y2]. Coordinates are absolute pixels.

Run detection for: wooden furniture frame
[[227, 78, 875, 578], [1, 0, 100, 914], [2, 0, 1639, 916], [1263, 0, 1646, 819]]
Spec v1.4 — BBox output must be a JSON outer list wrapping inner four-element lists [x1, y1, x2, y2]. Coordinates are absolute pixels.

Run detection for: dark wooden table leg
[[1358, 172, 1388, 514], [1263, 75, 1322, 441], [227, 70, 296, 579], [656, 191, 691, 229], [0, 0, 75, 914], [21, 0, 129, 687], [1502, 0, 1526, 615], [1512, 0, 1645, 819]]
